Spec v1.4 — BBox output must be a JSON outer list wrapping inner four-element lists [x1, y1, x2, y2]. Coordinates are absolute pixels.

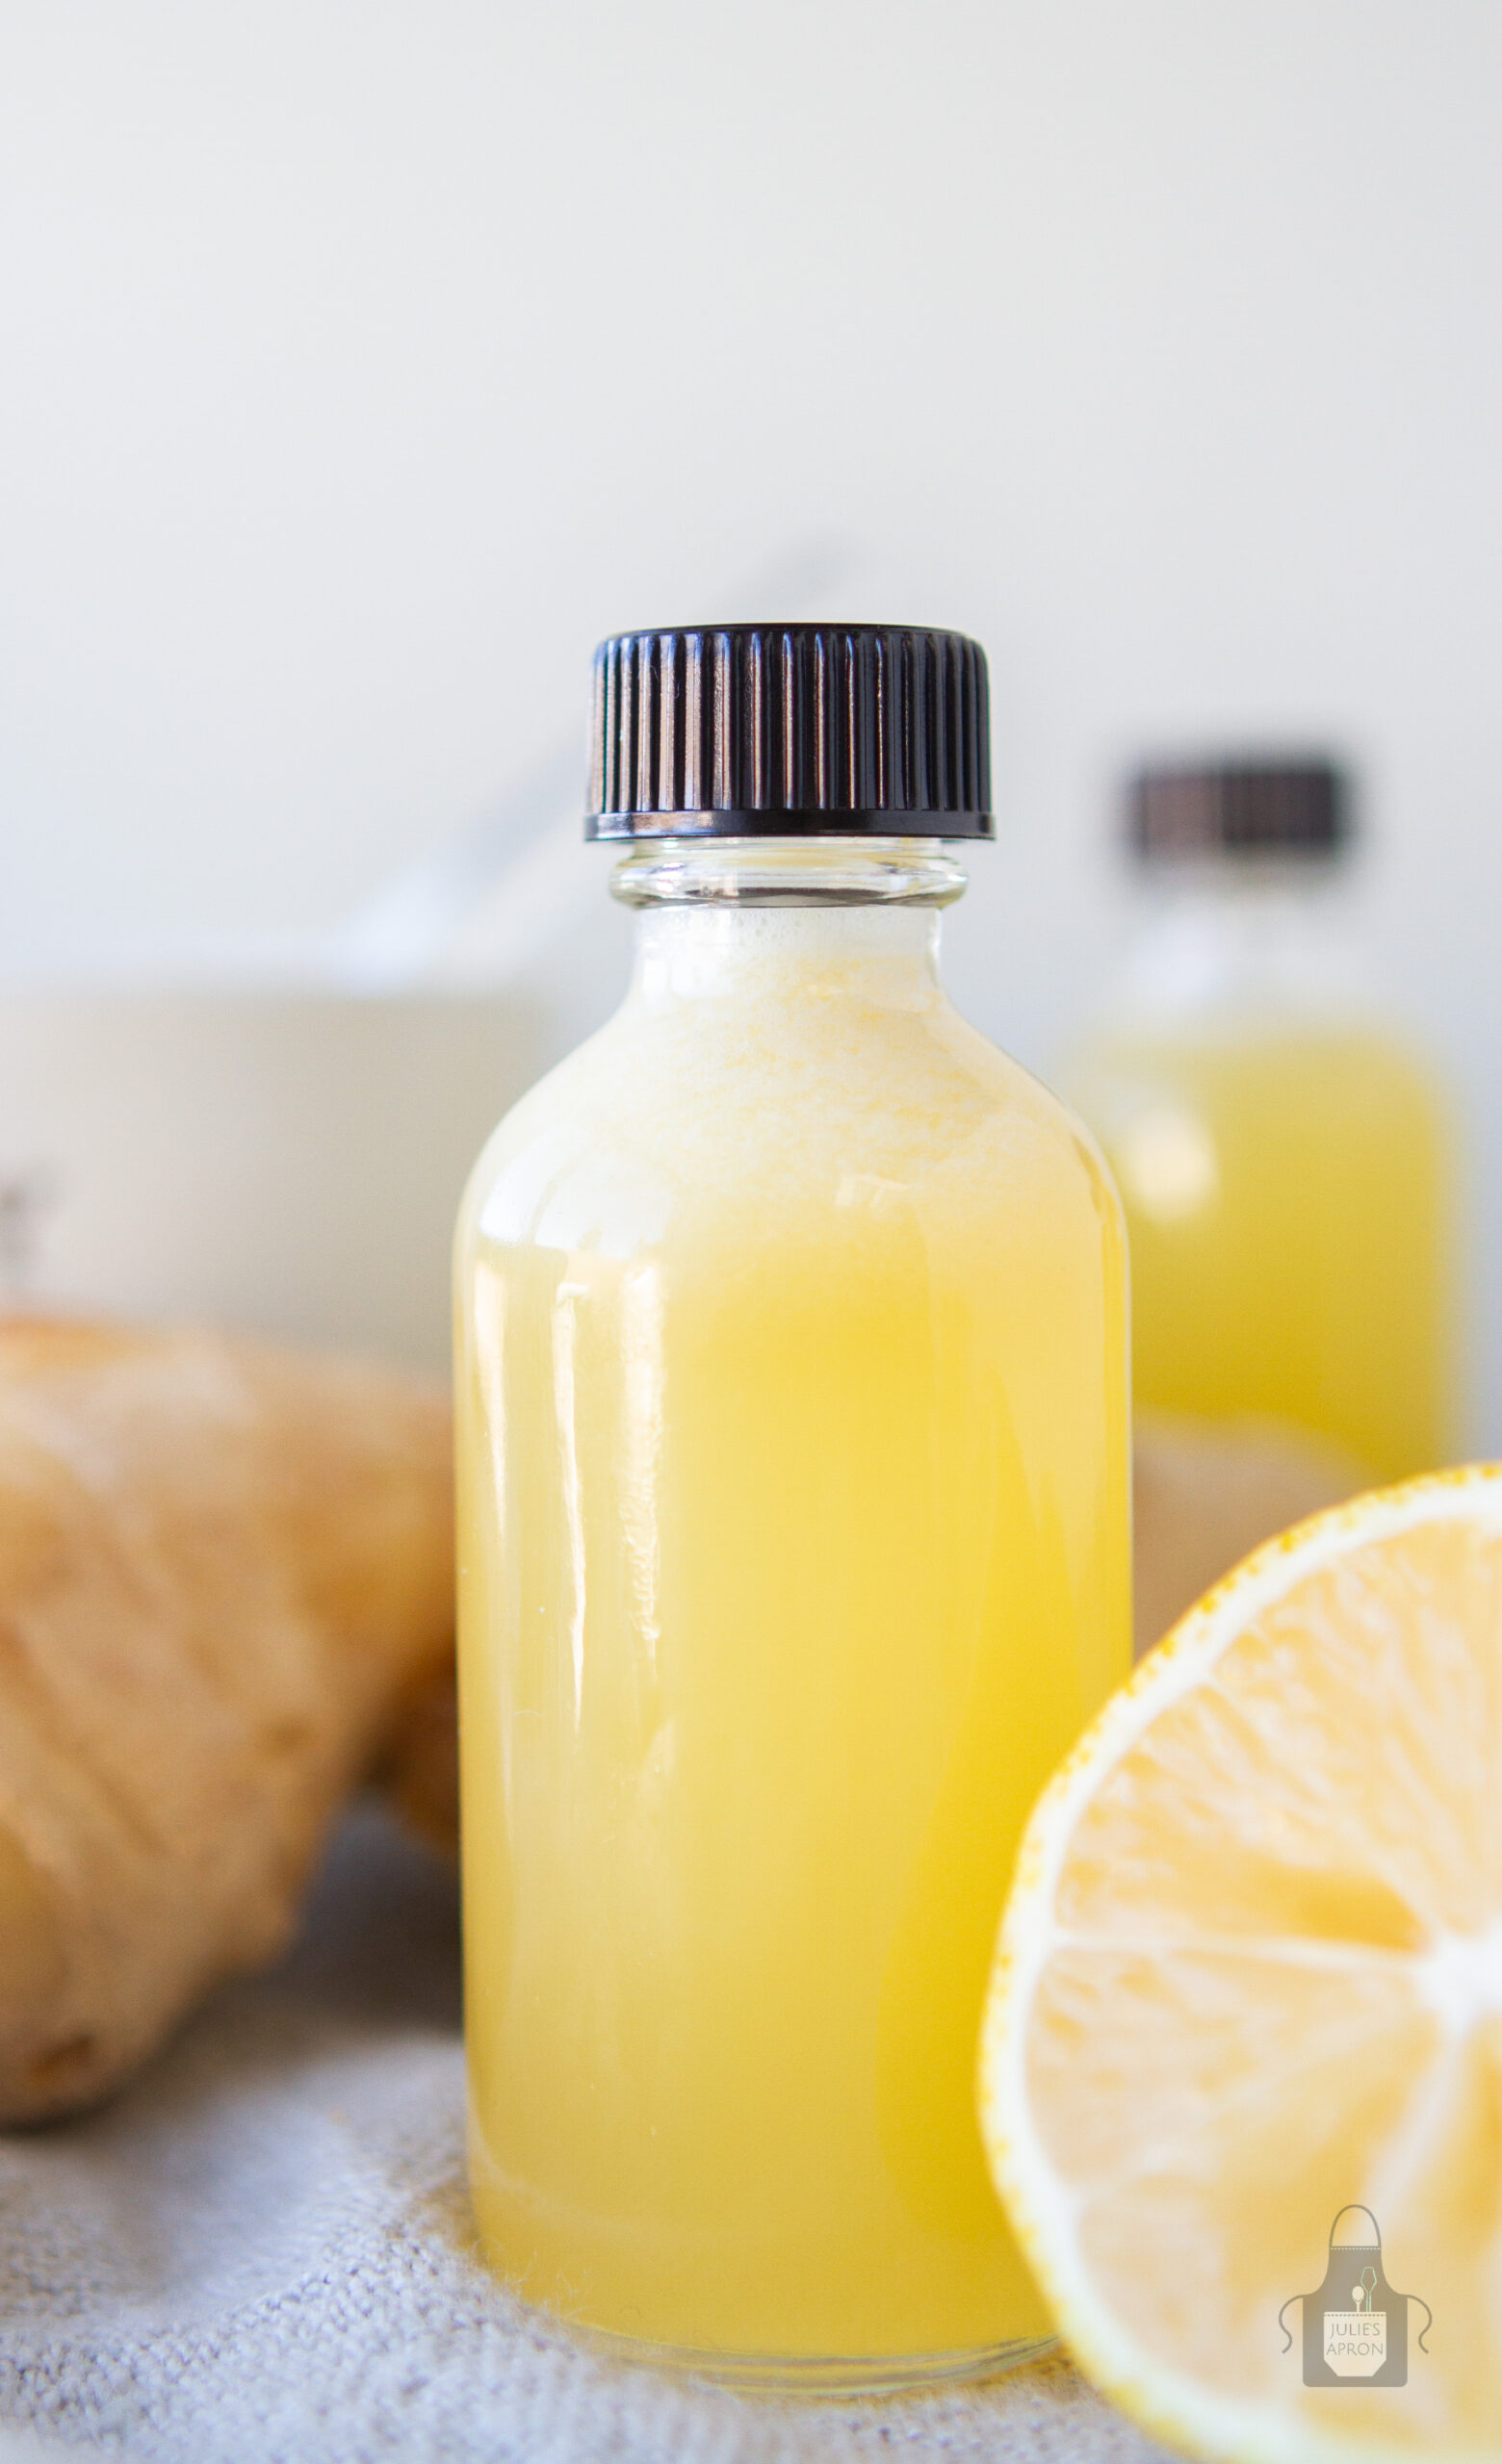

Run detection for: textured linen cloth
[[0, 1810, 1176, 2464]]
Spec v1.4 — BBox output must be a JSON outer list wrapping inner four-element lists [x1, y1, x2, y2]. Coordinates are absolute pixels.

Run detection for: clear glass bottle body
[[1065, 861, 1453, 1483], [454, 840, 1130, 2386]]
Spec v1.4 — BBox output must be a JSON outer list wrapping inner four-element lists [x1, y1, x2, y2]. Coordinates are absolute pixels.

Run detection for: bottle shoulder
[[458, 991, 1119, 1266]]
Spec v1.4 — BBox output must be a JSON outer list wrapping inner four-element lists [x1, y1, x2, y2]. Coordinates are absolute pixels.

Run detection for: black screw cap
[[1131, 760, 1351, 862], [587, 625, 993, 840]]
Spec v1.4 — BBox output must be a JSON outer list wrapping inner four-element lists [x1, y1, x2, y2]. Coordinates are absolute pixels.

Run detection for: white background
[[2, 1, 1499, 1431]]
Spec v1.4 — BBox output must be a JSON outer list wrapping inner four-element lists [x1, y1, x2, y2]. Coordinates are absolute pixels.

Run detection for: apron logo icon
[[1279, 2204, 1432, 2386]]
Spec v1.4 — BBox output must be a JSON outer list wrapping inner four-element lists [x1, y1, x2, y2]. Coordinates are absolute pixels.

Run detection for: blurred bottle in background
[[1065, 760, 1455, 1485]]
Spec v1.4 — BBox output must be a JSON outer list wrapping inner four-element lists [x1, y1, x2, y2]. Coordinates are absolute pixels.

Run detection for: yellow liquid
[[455, 911, 1130, 2370], [1072, 1024, 1451, 1483]]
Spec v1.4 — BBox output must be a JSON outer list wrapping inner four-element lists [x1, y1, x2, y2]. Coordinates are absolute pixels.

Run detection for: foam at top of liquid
[[469, 907, 1103, 1262]]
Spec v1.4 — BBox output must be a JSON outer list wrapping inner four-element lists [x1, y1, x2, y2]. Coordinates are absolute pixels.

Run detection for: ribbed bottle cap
[[1131, 759, 1350, 862], [586, 625, 993, 840]]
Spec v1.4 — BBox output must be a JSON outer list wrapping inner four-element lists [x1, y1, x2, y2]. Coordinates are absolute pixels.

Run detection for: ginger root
[[1133, 1411, 1362, 1656], [0, 1317, 453, 2123], [376, 1664, 459, 1862]]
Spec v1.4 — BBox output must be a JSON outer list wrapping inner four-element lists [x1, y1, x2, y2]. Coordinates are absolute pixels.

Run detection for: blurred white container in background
[[0, 988, 548, 1374]]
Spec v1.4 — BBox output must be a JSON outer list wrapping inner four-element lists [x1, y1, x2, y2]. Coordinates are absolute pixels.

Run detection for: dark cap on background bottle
[[1130, 759, 1351, 862], [586, 625, 992, 840]]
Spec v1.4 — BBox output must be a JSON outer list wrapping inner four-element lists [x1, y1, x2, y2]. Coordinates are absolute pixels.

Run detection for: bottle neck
[[1116, 855, 1360, 1024], [610, 838, 966, 1014]]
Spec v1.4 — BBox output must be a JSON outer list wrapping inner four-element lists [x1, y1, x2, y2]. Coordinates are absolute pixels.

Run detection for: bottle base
[[570, 2323, 1058, 2398]]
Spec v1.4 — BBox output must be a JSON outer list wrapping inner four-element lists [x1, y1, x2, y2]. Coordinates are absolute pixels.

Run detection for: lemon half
[[980, 1465, 1502, 2464]]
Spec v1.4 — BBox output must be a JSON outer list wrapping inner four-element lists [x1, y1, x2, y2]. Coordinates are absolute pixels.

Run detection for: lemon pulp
[[982, 1467, 1502, 2464]]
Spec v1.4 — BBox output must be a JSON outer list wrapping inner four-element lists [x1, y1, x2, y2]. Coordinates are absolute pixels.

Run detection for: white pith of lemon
[[979, 1464, 1502, 2464]]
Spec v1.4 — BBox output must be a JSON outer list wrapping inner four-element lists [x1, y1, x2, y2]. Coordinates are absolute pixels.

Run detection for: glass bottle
[[454, 626, 1130, 2388], [1066, 760, 1453, 1483]]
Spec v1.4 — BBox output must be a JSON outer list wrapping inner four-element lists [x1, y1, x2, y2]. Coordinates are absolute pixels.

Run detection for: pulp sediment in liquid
[[455, 911, 1130, 2362]]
